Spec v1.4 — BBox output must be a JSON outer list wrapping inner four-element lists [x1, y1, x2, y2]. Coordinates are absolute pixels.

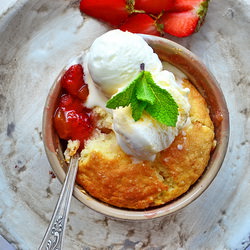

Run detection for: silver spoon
[[39, 153, 79, 250]]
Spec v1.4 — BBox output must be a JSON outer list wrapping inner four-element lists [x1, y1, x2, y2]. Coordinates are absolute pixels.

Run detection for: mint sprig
[[106, 65, 178, 127]]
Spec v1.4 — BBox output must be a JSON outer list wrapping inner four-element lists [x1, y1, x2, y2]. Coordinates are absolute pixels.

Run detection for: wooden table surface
[[0, 0, 249, 249]]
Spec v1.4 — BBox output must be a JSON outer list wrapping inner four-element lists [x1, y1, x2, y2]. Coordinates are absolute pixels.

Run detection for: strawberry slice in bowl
[[54, 64, 94, 151], [61, 64, 89, 103]]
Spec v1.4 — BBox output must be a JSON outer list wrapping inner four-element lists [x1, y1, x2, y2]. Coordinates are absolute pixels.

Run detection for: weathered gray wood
[[0, 0, 249, 249]]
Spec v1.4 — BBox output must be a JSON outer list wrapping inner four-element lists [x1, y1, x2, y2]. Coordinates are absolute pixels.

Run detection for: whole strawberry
[[134, 0, 174, 14], [119, 14, 161, 36], [158, 0, 209, 37], [79, 0, 133, 26]]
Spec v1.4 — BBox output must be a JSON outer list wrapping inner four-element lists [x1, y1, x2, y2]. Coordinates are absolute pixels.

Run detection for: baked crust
[[76, 79, 215, 209]]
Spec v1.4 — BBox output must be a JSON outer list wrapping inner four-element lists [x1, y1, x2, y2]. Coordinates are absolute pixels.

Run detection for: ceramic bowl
[[42, 34, 229, 220]]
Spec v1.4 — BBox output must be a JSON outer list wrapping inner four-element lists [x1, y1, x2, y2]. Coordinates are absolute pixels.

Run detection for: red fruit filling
[[54, 64, 93, 150], [61, 64, 89, 102]]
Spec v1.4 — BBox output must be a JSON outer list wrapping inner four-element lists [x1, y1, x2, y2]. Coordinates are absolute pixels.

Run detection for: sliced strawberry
[[134, 0, 174, 14], [170, 0, 209, 12], [119, 14, 161, 36], [79, 0, 132, 26], [61, 64, 89, 102], [158, 0, 209, 38], [158, 11, 199, 37]]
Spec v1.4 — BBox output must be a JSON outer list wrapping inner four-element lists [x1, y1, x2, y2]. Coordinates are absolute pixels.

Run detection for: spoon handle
[[39, 154, 79, 250]]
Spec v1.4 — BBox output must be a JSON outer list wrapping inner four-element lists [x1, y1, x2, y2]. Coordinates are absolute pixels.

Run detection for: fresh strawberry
[[158, 0, 209, 37], [79, 0, 133, 26], [119, 14, 161, 36], [61, 64, 89, 102], [134, 0, 174, 14], [170, 0, 209, 12]]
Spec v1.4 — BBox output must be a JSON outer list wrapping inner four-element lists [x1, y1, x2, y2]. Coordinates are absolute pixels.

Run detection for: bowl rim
[[42, 34, 229, 220]]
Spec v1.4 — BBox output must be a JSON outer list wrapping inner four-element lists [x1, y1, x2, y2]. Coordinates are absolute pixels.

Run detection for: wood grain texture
[[0, 0, 249, 249]]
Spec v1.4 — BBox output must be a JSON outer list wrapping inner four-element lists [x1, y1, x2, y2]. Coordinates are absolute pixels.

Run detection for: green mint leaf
[[145, 80, 178, 127], [106, 75, 138, 109], [131, 94, 147, 121], [136, 72, 155, 105], [106, 67, 179, 127]]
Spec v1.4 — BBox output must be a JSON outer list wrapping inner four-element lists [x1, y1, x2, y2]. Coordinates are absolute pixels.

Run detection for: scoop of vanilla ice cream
[[86, 30, 190, 161], [113, 107, 179, 161], [112, 70, 190, 161], [88, 29, 162, 96]]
